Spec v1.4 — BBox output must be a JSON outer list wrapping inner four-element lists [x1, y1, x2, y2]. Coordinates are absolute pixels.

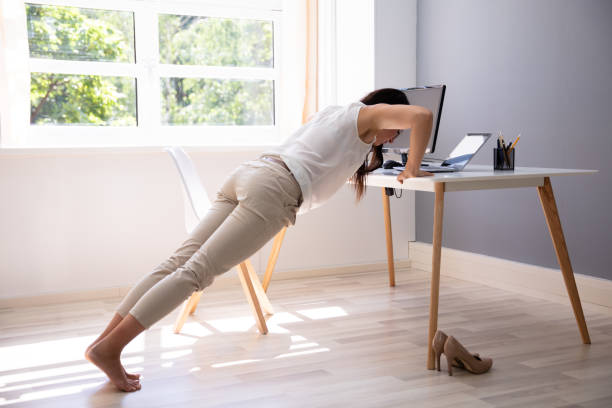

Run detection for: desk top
[[366, 165, 597, 192]]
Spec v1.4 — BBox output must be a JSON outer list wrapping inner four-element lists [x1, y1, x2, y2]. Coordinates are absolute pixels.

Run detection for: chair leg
[[238, 261, 269, 335], [174, 292, 200, 334], [174, 258, 274, 336], [262, 227, 287, 292], [188, 291, 203, 315], [244, 259, 274, 315]]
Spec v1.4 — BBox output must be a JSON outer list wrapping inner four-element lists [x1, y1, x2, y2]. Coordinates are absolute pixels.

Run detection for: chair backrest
[[165, 147, 211, 230]]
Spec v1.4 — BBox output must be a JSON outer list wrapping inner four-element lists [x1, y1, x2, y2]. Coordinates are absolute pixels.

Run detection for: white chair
[[165, 147, 286, 335]]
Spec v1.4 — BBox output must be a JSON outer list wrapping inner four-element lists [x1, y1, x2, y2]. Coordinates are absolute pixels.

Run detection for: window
[[157, 14, 275, 126], [2, 0, 287, 148], [26, 3, 138, 126]]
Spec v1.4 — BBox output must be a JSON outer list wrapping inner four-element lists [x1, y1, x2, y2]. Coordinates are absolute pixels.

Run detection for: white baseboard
[[0, 287, 131, 309], [409, 242, 612, 309], [9, 243, 610, 313], [0, 260, 411, 308]]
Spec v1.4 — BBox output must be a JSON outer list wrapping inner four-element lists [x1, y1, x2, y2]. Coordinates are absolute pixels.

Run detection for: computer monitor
[[382, 84, 446, 156]]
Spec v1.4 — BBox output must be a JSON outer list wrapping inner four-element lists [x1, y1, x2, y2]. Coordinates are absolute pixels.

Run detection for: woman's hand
[[397, 168, 434, 183]]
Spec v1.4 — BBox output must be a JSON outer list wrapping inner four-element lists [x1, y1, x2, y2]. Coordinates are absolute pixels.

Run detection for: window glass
[[160, 78, 274, 125], [30, 73, 137, 125], [18, 3, 279, 140], [26, 3, 135, 63], [159, 14, 273, 67]]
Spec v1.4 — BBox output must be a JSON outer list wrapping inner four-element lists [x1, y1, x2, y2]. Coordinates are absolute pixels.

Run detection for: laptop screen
[[442, 133, 491, 169]]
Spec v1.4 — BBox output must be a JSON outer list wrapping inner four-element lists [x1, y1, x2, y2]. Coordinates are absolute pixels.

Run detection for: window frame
[[17, 0, 283, 148]]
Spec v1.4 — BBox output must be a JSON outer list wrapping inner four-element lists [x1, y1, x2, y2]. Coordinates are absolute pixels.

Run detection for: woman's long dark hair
[[351, 88, 409, 201]]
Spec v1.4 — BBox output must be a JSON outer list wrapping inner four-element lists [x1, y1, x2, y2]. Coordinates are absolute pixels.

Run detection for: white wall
[[0, 148, 413, 299], [334, 0, 375, 105], [0, 0, 418, 300], [375, 0, 417, 89], [323, 0, 417, 103]]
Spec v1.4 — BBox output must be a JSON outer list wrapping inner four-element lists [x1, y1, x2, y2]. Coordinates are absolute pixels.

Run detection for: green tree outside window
[[26, 4, 275, 127], [27, 3, 136, 125]]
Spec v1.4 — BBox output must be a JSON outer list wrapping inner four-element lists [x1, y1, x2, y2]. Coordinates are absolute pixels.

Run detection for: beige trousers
[[116, 157, 302, 328]]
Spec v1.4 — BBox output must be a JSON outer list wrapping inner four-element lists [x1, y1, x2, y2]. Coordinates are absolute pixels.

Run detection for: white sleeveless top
[[265, 101, 371, 213]]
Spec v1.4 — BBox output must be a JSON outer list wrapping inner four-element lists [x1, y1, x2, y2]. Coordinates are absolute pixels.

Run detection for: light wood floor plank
[[1, 268, 611, 407]]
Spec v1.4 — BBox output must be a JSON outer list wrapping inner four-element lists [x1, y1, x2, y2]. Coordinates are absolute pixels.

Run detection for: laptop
[[391, 133, 491, 173]]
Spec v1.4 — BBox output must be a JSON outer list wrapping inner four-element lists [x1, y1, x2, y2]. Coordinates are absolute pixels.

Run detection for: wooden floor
[[1, 268, 612, 407]]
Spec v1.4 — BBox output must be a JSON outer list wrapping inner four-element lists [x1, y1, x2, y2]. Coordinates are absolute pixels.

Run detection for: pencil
[[510, 134, 521, 150]]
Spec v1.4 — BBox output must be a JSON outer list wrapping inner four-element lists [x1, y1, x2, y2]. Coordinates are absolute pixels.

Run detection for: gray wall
[[416, 0, 612, 280]]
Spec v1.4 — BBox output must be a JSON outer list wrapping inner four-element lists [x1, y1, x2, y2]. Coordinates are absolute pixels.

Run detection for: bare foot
[[86, 344, 141, 392], [86, 343, 140, 380]]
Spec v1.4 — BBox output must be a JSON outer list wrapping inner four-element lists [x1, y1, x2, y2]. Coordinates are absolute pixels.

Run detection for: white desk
[[367, 165, 597, 370]]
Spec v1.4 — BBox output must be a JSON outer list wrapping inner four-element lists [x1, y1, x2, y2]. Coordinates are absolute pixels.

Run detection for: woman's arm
[[358, 104, 434, 182]]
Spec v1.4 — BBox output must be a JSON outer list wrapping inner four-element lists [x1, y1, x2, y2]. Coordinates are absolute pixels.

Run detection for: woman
[[85, 88, 434, 392]]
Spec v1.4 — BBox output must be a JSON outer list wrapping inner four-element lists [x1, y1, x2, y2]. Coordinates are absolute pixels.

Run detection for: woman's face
[[373, 129, 401, 146]]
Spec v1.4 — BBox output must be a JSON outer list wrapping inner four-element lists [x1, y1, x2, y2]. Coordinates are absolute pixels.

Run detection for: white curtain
[[302, 0, 318, 124], [278, 0, 318, 139]]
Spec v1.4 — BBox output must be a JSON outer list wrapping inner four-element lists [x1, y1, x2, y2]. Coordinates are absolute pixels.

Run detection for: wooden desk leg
[[537, 177, 591, 344], [382, 188, 396, 287], [427, 182, 445, 369]]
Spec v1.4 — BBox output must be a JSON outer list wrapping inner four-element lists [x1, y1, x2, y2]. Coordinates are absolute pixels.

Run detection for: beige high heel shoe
[[432, 330, 466, 371], [443, 336, 493, 376], [431, 330, 448, 372]]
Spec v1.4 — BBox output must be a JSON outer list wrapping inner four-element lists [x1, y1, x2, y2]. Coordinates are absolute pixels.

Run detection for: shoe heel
[[445, 354, 454, 376], [431, 330, 447, 372]]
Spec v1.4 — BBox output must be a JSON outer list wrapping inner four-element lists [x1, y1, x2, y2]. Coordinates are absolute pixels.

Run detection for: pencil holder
[[493, 148, 515, 170]]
